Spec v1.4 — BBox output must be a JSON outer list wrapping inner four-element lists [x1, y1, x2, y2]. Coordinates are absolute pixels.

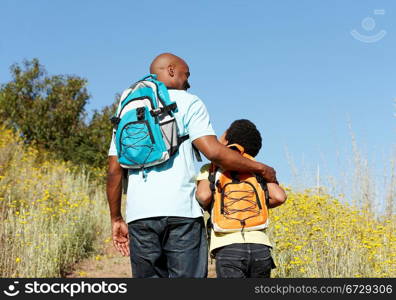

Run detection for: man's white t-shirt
[[108, 89, 216, 223]]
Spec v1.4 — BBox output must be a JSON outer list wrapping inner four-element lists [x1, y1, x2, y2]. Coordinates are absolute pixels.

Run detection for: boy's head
[[219, 119, 262, 157]]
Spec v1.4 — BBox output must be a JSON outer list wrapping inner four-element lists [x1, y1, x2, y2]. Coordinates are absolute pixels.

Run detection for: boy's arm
[[196, 179, 212, 210], [197, 180, 287, 210], [267, 183, 287, 208]]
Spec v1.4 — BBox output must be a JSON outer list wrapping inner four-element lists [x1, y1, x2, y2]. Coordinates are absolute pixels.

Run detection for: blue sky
[[1, 0, 395, 196]]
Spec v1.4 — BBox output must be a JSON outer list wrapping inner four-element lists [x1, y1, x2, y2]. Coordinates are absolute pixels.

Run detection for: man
[[106, 53, 277, 278]]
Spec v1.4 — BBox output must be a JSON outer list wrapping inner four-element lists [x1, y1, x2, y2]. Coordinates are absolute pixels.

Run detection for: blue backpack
[[111, 74, 201, 178]]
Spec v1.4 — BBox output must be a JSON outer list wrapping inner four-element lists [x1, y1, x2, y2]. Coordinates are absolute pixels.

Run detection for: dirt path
[[66, 244, 216, 278], [66, 244, 132, 278]]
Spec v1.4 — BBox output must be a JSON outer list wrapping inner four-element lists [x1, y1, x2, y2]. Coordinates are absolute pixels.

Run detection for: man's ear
[[167, 64, 175, 77]]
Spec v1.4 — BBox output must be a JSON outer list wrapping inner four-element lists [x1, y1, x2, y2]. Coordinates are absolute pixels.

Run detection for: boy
[[196, 119, 287, 278]]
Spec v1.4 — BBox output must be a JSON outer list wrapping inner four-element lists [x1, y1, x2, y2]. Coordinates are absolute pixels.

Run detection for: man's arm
[[106, 156, 129, 256], [193, 135, 277, 183], [106, 156, 123, 220]]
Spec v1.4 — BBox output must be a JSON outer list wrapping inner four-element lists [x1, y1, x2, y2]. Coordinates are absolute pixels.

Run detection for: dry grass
[[268, 187, 395, 277], [0, 126, 111, 277]]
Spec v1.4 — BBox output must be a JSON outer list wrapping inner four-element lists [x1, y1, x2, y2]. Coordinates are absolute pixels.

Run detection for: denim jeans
[[128, 216, 208, 278], [214, 243, 276, 278]]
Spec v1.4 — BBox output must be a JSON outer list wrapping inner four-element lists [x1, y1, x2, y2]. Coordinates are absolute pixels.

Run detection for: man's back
[[108, 89, 216, 223]]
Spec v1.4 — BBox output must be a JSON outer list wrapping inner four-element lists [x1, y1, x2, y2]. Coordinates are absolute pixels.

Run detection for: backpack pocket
[[117, 108, 166, 168], [221, 181, 262, 214], [212, 178, 269, 233], [158, 116, 179, 155]]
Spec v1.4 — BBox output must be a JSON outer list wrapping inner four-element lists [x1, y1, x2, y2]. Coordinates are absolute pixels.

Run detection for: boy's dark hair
[[225, 119, 262, 157]]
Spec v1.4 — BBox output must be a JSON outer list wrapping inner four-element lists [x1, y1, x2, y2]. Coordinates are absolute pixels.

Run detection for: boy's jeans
[[214, 243, 276, 278], [128, 216, 208, 278]]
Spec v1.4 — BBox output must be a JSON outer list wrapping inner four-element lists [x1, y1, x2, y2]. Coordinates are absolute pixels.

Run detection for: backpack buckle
[[136, 107, 145, 121], [110, 116, 121, 129], [150, 108, 162, 116]]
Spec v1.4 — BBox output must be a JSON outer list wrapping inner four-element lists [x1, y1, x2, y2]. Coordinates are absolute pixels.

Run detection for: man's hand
[[111, 218, 130, 256], [107, 156, 129, 256], [259, 164, 278, 184]]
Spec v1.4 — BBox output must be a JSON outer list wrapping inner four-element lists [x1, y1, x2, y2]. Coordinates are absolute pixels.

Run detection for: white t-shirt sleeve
[[108, 130, 117, 156], [185, 97, 216, 141]]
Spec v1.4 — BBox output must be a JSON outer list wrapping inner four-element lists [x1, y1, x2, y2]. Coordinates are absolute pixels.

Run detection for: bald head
[[150, 53, 185, 74], [150, 53, 190, 90]]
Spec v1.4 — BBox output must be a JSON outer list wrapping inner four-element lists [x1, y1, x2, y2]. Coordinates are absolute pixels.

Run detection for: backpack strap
[[110, 116, 121, 130], [149, 103, 177, 117], [192, 144, 202, 162], [140, 74, 156, 81], [122, 168, 129, 194], [227, 143, 245, 155], [207, 163, 218, 255], [255, 174, 270, 208], [175, 135, 202, 162], [208, 163, 218, 195]]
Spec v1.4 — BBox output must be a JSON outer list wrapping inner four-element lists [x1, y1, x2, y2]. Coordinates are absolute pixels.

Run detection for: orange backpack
[[208, 144, 270, 233]]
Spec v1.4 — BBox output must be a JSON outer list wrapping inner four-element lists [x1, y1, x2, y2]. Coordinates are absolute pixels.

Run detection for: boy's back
[[195, 119, 287, 278]]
